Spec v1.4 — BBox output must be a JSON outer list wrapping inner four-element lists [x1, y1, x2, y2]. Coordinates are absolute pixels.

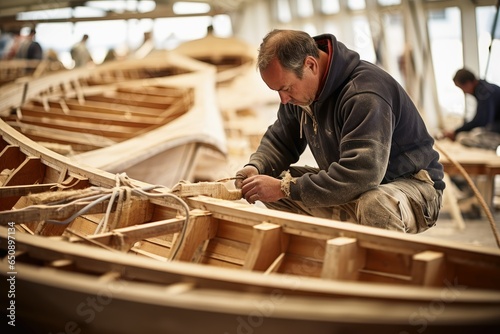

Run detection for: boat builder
[[234, 29, 445, 233], [442, 68, 500, 151]]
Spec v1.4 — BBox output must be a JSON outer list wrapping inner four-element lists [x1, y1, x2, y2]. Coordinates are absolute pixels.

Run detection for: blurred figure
[[0, 29, 15, 59], [443, 68, 500, 150], [3, 29, 22, 60], [70, 34, 93, 68], [15, 29, 43, 60], [45, 49, 66, 71], [103, 48, 117, 62]]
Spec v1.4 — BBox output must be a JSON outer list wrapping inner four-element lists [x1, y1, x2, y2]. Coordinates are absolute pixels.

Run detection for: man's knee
[[355, 189, 411, 232]]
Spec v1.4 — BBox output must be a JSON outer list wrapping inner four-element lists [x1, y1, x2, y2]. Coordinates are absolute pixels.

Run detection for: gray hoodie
[[248, 34, 445, 208]]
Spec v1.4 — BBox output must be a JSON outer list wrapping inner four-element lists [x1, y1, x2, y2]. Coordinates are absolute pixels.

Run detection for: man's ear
[[304, 56, 318, 74]]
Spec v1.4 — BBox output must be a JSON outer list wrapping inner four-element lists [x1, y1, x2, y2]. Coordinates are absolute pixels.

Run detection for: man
[[15, 29, 42, 60], [71, 34, 93, 68], [234, 29, 444, 233], [443, 68, 500, 150]]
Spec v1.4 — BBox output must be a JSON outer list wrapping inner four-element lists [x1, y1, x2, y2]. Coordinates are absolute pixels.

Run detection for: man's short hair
[[453, 68, 477, 85]]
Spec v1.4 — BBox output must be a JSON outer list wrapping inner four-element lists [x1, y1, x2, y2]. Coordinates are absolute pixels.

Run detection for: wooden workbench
[[435, 140, 500, 210]]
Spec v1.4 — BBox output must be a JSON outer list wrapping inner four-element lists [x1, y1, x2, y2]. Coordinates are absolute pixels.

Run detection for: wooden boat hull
[[1, 52, 227, 187], [173, 34, 255, 86], [0, 118, 499, 333], [2, 237, 499, 334]]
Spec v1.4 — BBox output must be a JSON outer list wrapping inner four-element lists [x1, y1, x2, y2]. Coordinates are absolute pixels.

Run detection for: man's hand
[[234, 165, 259, 189], [241, 175, 284, 204]]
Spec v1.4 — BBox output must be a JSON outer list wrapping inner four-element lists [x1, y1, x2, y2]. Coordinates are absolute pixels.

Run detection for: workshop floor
[[419, 195, 500, 249]]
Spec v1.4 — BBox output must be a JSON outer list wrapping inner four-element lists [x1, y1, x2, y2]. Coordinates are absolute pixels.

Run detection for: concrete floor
[[419, 204, 500, 249]]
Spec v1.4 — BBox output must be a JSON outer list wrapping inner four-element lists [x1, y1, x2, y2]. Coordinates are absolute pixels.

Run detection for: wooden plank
[[62, 98, 167, 117], [84, 217, 185, 251], [85, 94, 169, 110], [411, 251, 445, 287], [14, 115, 141, 138], [0, 183, 57, 198], [214, 219, 253, 243], [321, 237, 365, 280], [243, 223, 284, 271], [26, 100, 162, 123], [202, 237, 248, 266], [6, 123, 116, 149], [286, 234, 326, 260], [279, 253, 323, 277], [0, 200, 114, 225]]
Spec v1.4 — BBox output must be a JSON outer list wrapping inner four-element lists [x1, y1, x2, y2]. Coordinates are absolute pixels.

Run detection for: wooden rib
[[411, 251, 445, 287], [0, 156, 45, 211], [321, 237, 365, 280], [0, 183, 57, 198], [243, 223, 284, 271], [171, 213, 218, 262], [84, 218, 185, 251], [58, 174, 90, 190], [264, 252, 286, 275], [0, 145, 24, 171]]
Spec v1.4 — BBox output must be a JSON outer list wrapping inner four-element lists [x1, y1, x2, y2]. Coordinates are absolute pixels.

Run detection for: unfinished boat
[[1, 118, 499, 334], [0, 52, 227, 187], [0, 55, 67, 87], [173, 31, 255, 86]]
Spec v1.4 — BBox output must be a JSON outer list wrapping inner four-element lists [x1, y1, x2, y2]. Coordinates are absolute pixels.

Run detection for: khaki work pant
[[263, 167, 443, 234]]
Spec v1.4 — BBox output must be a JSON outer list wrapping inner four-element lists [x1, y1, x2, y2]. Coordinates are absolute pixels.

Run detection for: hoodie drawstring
[[300, 106, 318, 138]]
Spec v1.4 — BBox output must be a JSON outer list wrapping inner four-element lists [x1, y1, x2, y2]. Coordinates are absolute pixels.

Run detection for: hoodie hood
[[313, 34, 360, 102]]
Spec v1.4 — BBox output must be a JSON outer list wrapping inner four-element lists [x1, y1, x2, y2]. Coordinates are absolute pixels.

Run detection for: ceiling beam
[[0, 4, 227, 29]]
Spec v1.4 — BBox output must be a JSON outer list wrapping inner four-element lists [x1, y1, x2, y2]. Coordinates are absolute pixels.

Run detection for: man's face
[[260, 56, 319, 107]]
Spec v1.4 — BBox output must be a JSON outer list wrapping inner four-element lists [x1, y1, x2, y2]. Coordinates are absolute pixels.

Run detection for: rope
[[434, 141, 500, 248], [20, 173, 191, 261]]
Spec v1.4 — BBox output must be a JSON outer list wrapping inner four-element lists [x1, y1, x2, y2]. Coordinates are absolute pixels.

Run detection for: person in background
[[234, 29, 445, 234], [15, 29, 43, 60], [71, 34, 93, 68], [0, 28, 15, 59], [442, 68, 500, 150], [45, 49, 66, 71], [3, 29, 22, 60], [103, 48, 117, 62]]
